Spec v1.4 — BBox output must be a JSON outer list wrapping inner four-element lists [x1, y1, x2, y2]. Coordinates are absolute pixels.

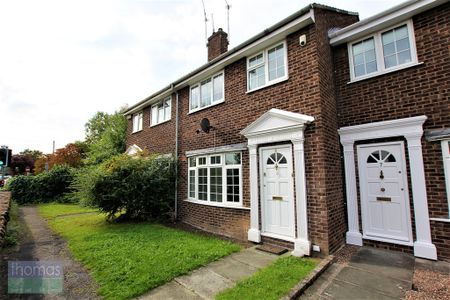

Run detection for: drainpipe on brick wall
[[174, 90, 179, 221]]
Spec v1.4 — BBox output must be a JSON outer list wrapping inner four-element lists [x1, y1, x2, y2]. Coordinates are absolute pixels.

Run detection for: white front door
[[357, 142, 413, 245], [260, 145, 295, 239]]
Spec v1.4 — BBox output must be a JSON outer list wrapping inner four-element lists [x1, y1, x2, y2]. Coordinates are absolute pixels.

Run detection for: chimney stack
[[207, 28, 228, 61]]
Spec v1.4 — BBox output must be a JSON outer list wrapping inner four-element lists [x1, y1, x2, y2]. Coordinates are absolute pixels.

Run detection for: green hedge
[[6, 165, 75, 204], [90, 154, 176, 220]]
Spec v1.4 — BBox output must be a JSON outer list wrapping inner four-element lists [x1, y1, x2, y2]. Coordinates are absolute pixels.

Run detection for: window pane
[[164, 99, 171, 121], [352, 38, 377, 77], [138, 113, 143, 131], [190, 86, 199, 110], [249, 65, 265, 90], [198, 168, 208, 200], [249, 53, 263, 68], [189, 170, 195, 198], [198, 157, 206, 165], [225, 152, 241, 165], [210, 167, 222, 202], [226, 168, 240, 202], [151, 106, 157, 126], [158, 105, 164, 123], [382, 25, 411, 68], [268, 44, 285, 81], [210, 155, 221, 165], [213, 74, 224, 102], [200, 79, 211, 107], [189, 157, 196, 167]]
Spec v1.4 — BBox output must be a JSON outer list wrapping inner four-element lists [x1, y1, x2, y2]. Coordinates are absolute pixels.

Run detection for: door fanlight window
[[267, 152, 287, 165], [366, 150, 396, 164]]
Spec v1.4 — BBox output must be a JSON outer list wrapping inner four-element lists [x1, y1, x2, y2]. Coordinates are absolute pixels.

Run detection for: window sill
[[430, 217, 450, 223], [348, 62, 423, 84], [188, 99, 225, 115], [131, 129, 143, 134], [150, 119, 171, 128], [246, 76, 289, 94], [184, 198, 250, 210]]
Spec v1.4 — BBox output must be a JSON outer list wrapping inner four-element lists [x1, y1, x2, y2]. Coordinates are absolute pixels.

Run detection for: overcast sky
[[1, 0, 406, 154]]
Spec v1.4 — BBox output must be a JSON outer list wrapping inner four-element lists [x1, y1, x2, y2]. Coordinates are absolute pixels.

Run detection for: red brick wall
[[126, 95, 176, 155], [334, 3, 450, 260]]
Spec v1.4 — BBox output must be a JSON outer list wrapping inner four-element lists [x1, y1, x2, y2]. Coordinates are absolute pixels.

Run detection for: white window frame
[[348, 20, 419, 83], [441, 140, 450, 218], [187, 152, 243, 208], [189, 71, 225, 114], [150, 96, 172, 127], [132, 112, 143, 133], [247, 40, 288, 92]]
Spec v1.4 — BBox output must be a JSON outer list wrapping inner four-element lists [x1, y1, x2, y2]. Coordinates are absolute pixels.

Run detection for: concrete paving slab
[[337, 266, 411, 298], [175, 268, 234, 299], [229, 247, 277, 268], [323, 279, 398, 300], [206, 256, 258, 282], [138, 281, 201, 300]]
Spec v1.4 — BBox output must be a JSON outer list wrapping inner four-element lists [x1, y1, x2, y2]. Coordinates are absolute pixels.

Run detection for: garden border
[[0, 192, 11, 247]]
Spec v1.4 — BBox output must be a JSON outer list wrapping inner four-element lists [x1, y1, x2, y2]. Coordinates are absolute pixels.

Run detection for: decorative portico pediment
[[125, 144, 143, 156], [241, 108, 314, 138]]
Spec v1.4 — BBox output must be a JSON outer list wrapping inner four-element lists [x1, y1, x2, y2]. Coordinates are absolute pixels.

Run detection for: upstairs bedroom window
[[189, 71, 224, 113], [247, 41, 288, 92], [187, 152, 242, 207], [348, 20, 418, 82], [151, 96, 171, 126], [441, 140, 450, 218], [132, 112, 143, 133]]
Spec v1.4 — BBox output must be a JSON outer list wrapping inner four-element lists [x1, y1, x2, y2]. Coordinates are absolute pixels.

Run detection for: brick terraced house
[[124, 0, 450, 261]]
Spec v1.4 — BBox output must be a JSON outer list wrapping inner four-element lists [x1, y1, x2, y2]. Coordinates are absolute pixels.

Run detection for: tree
[[84, 111, 127, 165], [19, 149, 44, 161], [49, 143, 84, 168], [10, 154, 35, 175]]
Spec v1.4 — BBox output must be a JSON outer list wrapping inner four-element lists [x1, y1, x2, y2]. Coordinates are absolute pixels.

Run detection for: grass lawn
[[216, 256, 318, 300], [38, 204, 241, 300]]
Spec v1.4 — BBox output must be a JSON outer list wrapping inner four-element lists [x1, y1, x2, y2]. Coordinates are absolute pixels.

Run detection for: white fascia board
[[329, 0, 447, 46]]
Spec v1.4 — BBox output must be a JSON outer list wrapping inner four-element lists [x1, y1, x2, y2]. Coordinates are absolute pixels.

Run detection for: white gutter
[[125, 9, 315, 115], [329, 0, 447, 46]]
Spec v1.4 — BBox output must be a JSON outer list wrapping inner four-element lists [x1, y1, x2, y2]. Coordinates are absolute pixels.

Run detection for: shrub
[[70, 166, 103, 206], [91, 154, 176, 221], [6, 165, 75, 204]]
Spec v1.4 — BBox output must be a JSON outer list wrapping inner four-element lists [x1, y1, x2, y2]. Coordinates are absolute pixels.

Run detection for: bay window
[[247, 41, 288, 91], [189, 71, 224, 113], [188, 152, 242, 206]]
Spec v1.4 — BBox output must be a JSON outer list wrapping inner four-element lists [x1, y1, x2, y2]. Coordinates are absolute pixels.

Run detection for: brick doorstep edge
[[0, 191, 12, 248], [281, 255, 335, 300]]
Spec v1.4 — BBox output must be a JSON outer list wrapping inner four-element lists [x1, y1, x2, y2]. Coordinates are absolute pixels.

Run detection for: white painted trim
[[183, 199, 250, 210], [347, 62, 423, 84], [329, 0, 448, 46], [347, 20, 419, 82], [125, 11, 314, 115], [185, 143, 247, 157], [430, 218, 450, 223], [242, 108, 314, 256], [357, 141, 413, 245], [339, 116, 437, 260], [441, 140, 450, 218]]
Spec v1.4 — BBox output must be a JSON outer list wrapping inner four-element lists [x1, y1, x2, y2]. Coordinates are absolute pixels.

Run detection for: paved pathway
[[0, 206, 99, 300], [138, 247, 280, 300], [303, 247, 414, 300]]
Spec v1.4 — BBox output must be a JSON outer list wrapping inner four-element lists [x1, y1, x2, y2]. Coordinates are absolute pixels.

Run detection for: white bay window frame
[[189, 71, 225, 113], [187, 152, 243, 208], [247, 41, 288, 92], [151, 96, 171, 126], [348, 20, 419, 83]]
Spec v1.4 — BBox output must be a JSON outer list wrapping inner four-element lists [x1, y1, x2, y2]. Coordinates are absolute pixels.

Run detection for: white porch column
[[342, 140, 363, 246], [405, 134, 437, 260], [247, 144, 261, 243], [292, 137, 311, 256]]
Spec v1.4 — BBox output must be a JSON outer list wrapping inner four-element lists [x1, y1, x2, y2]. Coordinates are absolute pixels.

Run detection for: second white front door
[[357, 142, 413, 245], [261, 145, 295, 239]]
